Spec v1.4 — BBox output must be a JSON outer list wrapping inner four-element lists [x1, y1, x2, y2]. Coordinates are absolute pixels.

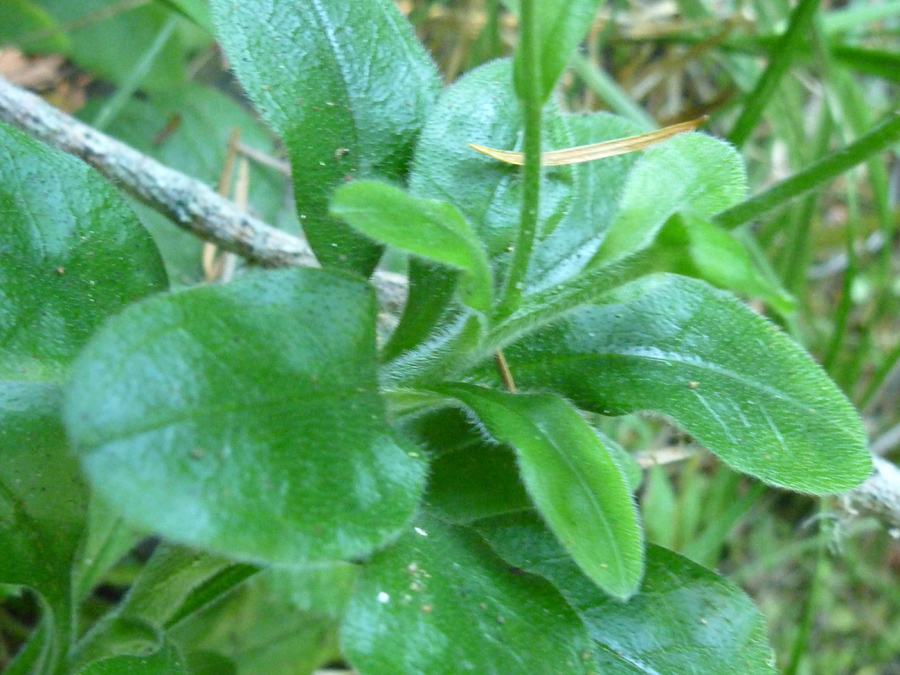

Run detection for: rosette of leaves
[[1, 1, 871, 674]]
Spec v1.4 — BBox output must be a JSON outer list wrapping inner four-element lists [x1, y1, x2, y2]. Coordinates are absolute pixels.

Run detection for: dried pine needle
[[468, 116, 707, 166]]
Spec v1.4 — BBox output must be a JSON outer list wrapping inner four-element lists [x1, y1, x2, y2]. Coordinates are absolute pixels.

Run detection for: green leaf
[[436, 384, 644, 599], [409, 59, 575, 262], [340, 514, 595, 675], [76, 640, 188, 675], [116, 544, 233, 627], [208, 0, 441, 273], [380, 259, 459, 361], [171, 565, 353, 675], [527, 112, 641, 292], [0, 121, 167, 381], [476, 512, 777, 674], [0, 382, 88, 669], [502, 274, 872, 493], [72, 495, 145, 603], [3, 594, 56, 675], [399, 407, 532, 523], [332, 181, 493, 314], [680, 214, 795, 316], [510, 0, 604, 102], [80, 84, 288, 286], [592, 133, 747, 267], [64, 267, 427, 565]]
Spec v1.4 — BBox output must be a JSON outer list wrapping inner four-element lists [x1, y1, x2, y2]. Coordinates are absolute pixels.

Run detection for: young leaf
[[526, 112, 641, 292], [0, 121, 167, 381], [409, 59, 574, 261], [340, 514, 595, 675], [64, 268, 427, 565], [75, 640, 188, 675], [436, 384, 644, 599], [331, 181, 493, 315], [680, 214, 795, 316], [476, 512, 777, 674], [208, 0, 441, 274], [508, 0, 604, 103], [502, 274, 872, 493], [591, 133, 747, 267]]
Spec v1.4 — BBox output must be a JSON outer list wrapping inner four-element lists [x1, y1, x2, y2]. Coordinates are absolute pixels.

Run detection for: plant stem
[[497, 0, 542, 319], [714, 111, 900, 230], [783, 510, 828, 675], [727, 0, 821, 148], [92, 14, 180, 132]]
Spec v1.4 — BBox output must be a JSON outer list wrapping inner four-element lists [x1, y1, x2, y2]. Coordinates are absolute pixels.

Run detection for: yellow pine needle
[[468, 116, 708, 166]]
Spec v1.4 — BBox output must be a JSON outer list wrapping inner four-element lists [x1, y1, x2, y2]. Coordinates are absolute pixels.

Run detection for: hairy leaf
[[503, 274, 871, 493], [209, 0, 441, 273], [409, 59, 574, 261], [341, 514, 594, 675], [437, 384, 644, 599], [527, 112, 640, 293], [592, 133, 747, 267], [64, 268, 426, 564], [476, 512, 777, 674], [332, 181, 492, 314]]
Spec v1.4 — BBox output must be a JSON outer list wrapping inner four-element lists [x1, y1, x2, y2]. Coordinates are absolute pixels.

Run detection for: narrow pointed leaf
[[503, 274, 871, 493], [64, 268, 427, 565], [436, 384, 644, 599], [476, 512, 777, 674], [331, 181, 493, 314], [681, 214, 795, 316], [340, 514, 594, 675], [209, 0, 441, 273], [592, 133, 747, 267]]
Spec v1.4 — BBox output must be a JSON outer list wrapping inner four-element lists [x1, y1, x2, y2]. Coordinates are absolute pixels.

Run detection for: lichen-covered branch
[[0, 74, 406, 314]]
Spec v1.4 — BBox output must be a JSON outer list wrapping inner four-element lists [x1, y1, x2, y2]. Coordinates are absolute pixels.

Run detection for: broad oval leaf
[[0, 121, 167, 381], [64, 268, 427, 565], [209, 0, 441, 273], [436, 384, 644, 599], [331, 181, 493, 314], [592, 133, 747, 267], [503, 274, 871, 493], [340, 514, 595, 675], [476, 512, 777, 674]]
